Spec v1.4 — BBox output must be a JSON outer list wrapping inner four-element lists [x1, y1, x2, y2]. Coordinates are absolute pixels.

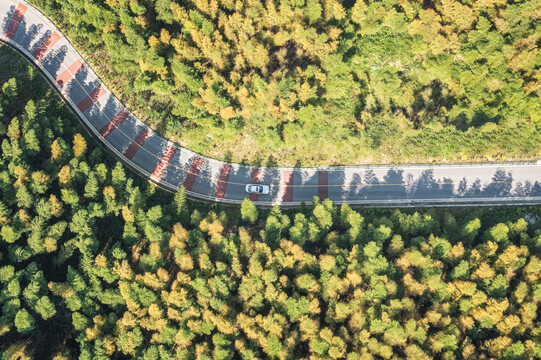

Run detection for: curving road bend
[[2, 0, 541, 208]]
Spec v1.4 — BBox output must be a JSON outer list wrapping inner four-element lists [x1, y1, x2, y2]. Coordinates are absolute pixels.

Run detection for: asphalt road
[[2, 0, 541, 207]]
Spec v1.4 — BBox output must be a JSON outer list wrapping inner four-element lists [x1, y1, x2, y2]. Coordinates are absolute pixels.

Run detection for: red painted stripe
[[215, 164, 232, 199], [98, 110, 129, 138], [282, 170, 294, 202], [76, 85, 107, 113], [249, 168, 262, 201], [183, 156, 204, 191], [55, 59, 83, 87], [123, 128, 151, 160], [151, 145, 177, 179], [32, 31, 60, 61], [318, 171, 329, 200], [4, 3, 27, 40]]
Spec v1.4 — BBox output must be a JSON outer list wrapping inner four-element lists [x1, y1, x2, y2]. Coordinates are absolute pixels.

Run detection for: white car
[[245, 184, 270, 195]]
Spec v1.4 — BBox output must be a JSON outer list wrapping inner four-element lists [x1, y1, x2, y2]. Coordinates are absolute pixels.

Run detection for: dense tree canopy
[[2, 51, 541, 359], [28, 0, 541, 165]]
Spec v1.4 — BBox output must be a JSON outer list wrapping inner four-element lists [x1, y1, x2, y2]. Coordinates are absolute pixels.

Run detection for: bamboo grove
[[27, 0, 541, 165], [1, 54, 541, 359]]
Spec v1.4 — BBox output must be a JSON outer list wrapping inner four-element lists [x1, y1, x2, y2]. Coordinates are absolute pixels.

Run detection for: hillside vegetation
[[2, 51, 541, 359], [28, 0, 541, 165]]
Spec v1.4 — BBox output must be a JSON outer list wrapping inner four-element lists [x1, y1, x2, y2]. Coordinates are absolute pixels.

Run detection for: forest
[[2, 47, 541, 359], [26, 0, 541, 166]]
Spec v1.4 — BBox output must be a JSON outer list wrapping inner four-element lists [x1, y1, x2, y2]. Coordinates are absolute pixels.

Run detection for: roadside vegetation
[[2, 52, 541, 359], [27, 0, 541, 166]]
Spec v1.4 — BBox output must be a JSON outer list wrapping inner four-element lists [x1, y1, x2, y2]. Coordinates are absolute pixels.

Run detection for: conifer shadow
[[406, 169, 439, 199], [382, 169, 406, 200], [40, 44, 68, 84], [64, 65, 102, 106], [12, 17, 44, 55], [343, 171, 363, 200], [262, 155, 281, 201], [479, 169, 512, 198]]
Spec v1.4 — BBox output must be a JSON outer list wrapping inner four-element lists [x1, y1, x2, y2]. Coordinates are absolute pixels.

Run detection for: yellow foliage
[[484, 336, 512, 357], [7, 120, 20, 139], [148, 35, 160, 48], [175, 326, 194, 347], [426, 311, 442, 325], [403, 273, 427, 296], [482, 241, 499, 257], [298, 82, 313, 103], [113, 260, 134, 280], [2, 341, 32, 360], [102, 337, 116, 355], [148, 303, 163, 319], [513, 281, 529, 304], [219, 106, 236, 120], [134, 16, 148, 28], [346, 271, 363, 287], [31, 170, 49, 185], [177, 253, 194, 271], [447, 280, 477, 300], [350, 0, 367, 25], [472, 262, 495, 280], [149, 242, 163, 259], [58, 165, 71, 185], [48, 282, 74, 299], [496, 315, 521, 335], [204, 310, 235, 334], [169, 223, 188, 249], [156, 268, 170, 283], [167, 307, 182, 321], [495, 245, 528, 271], [93, 315, 106, 327], [141, 316, 167, 331], [524, 256, 541, 283], [121, 206, 135, 223], [439, 0, 476, 32], [324, 0, 346, 20], [95, 254, 107, 268], [199, 217, 224, 238], [160, 29, 171, 44], [103, 23, 116, 33], [72, 133, 87, 158], [17, 209, 31, 226], [319, 254, 336, 272], [85, 326, 99, 341], [176, 272, 191, 285], [472, 298, 509, 325], [450, 242, 465, 260], [167, 288, 187, 307], [170, 3, 189, 22], [105, 0, 122, 7], [141, 272, 165, 290], [385, 279, 398, 296], [462, 343, 476, 359], [327, 26, 342, 40], [119, 311, 138, 329], [43, 237, 57, 253], [51, 139, 62, 161], [459, 315, 475, 331], [471, 290, 487, 306], [103, 186, 116, 199], [49, 194, 63, 217], [52, 353, 70, 360]]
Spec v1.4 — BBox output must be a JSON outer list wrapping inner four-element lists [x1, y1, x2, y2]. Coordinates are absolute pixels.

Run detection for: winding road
[[2, 0, 541, 207]]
